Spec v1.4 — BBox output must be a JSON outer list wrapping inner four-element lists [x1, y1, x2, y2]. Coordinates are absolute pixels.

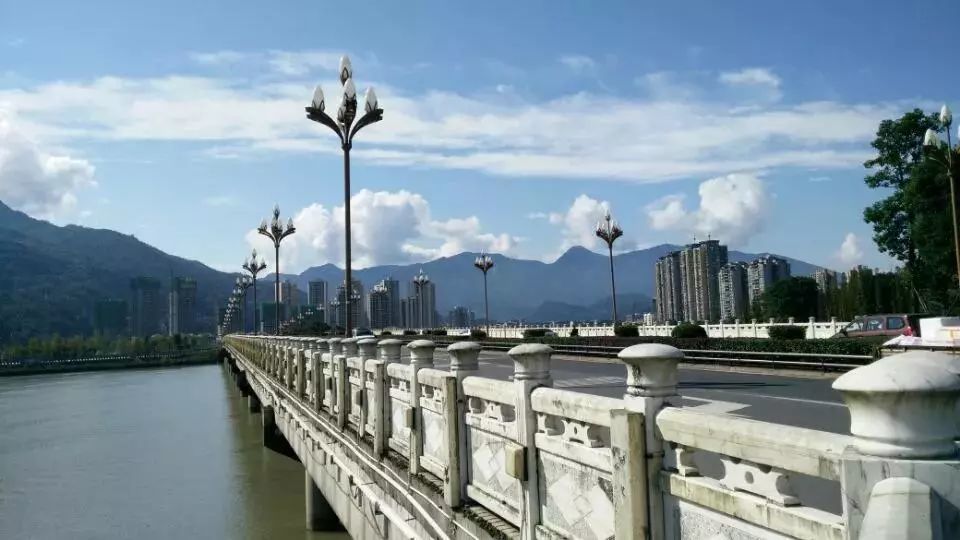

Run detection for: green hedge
[[470, 329, 487, 339], [672, 323, 707, 338], [523, 328, 549, 338], [614, 324, 639, 337], [768, 325, 806, 340]]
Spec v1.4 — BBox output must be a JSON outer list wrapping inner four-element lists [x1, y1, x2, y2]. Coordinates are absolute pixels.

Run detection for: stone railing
[[428, 317, 848, 339], [222, 335, 959, 540]]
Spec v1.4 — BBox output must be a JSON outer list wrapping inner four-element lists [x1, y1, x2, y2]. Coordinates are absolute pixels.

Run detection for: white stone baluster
[[407, 339, 436, 475], [447, 341, 480, 503], [311, 339, 329, 412]]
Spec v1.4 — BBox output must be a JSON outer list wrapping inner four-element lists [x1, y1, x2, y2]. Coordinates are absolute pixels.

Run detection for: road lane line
[[686, 388, 846, 408]]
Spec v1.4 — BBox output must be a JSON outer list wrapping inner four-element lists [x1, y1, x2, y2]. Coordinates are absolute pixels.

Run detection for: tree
[[756, 277, 819, 321], [863, 109, 958, 312]]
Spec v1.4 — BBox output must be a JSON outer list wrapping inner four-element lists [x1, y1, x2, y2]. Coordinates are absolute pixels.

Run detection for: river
[[0, 363, 348, 539]]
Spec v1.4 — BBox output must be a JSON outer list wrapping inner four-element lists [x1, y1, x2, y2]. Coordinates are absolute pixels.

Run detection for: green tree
[[756, 277, 819, 321]]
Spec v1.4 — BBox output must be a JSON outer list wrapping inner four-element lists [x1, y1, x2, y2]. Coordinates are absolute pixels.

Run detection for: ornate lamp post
[[473, 252, 494, 336], [595, 210, 624, 327], [242, 249, 267, 334], [413, 269, 430, 331], [923, 104, 960, 287], [305, 55, 384, 337], [235, 276, 253, 333], [257, 205, 296, 335]]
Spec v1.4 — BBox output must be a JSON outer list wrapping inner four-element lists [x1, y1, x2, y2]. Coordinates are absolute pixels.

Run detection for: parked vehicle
[[836, 314, 926, 338]]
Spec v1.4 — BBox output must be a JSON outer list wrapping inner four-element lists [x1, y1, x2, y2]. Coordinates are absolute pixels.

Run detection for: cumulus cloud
[[0, 52, 902, 183], [550, 195, 612, 251], [0, 114, 96, 221], [559, 55, 597, 72], [245, 189, 516, 272], [836, 233, 863, 267], [646, 173, 768, 246]]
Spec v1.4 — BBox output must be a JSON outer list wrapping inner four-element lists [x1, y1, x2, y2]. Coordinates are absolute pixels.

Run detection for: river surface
[[0, 363, 348, 539]]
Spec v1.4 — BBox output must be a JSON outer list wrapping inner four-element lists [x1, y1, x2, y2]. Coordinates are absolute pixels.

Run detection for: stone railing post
[[374, 339, 403, 456], [751, 318, 758, 338], [311, 339, 329, 412], [833, 351, 960, 539], [611, 408, 647, 540], [295, 344, 307, 399], [447, 341, 481, 502], [284, 344, 295, 390], [508, 343, 553, 540], [342, 337, 359, 359], [358, 338, 378, 439], [406, 339, 436, 475], [618, 343, 683, 540]]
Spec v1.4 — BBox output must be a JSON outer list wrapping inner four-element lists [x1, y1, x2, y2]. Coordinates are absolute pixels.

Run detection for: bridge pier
[[305, 469, 340, 531], [248, 393, 261, 413], [261, 405, 298, 461]]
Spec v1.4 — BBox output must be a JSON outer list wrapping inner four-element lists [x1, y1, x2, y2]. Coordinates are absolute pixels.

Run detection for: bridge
[[221, 334, 960, 539]]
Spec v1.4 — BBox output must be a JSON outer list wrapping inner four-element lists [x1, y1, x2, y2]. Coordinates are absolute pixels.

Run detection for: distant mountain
[[283, 244, 821, 323], [0, 202, 240, 341]]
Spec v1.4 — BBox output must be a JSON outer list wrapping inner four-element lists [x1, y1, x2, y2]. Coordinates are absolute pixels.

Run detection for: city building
[[404, 274, 437, 329], [814, 268, 839, 292], [168, 277, 198, 335], [260, 302, 286, 334], [680, 240, 728, 322], [642, 312, 655, 326], [280, 280, 301, 312], [130, 276, 163, 337], [718, 262, 750, 321], [747, 255, 792, 306], [447, 305, 474, 327], [368, 282, 392, 329], [330, 280, 365, 330], [94, 299, 128, 337], [308, 280, 328, 312], [654, 251, 684, 323]]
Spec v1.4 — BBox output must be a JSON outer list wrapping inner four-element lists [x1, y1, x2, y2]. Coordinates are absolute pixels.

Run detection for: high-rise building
[[447, 305, 474, 327], [168, 277, 198, 335], [678, 240, 728, 322], [405, 278, 437, 329], [308, 280, 328, 311], [130, 277, 163, 337], [94, 299, 128, 337], [280, 280, 301, 312], [718, 262, 750, 321], [260, 302, 286, 334], [368, 282, 393, 329], [654, 251, 684, 323], [814, 268, 838, 293], [331, 280, 365, 329], [747, 255, 791, 306]]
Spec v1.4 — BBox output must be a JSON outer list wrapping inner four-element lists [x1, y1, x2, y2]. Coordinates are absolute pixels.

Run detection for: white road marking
[[682, 396, 749, 414], [689, 388, 846, 408]]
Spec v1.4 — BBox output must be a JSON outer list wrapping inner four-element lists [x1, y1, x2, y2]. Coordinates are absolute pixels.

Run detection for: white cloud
[[189, 50, 248, 65], [203, 195, 238, 207], [245, 189, 516, 272], [0, 114, 96, 221], [836, 232, 863, 267], [550, 194, 611, 251], [0, 51, 902, 183], [809, 176, 832, 182], [559, 55, 596, 72], [526, 212, 549, 220], [646, 173, 768, 246], [719, 68, 781, 89]]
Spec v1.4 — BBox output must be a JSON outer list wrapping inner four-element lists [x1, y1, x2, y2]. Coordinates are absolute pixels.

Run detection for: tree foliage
[[754, 277, 819, 321]]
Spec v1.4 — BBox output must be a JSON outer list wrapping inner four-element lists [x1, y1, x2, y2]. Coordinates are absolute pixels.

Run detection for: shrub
[[429, 329, 448, 336], [470, 329, 487, 339], [671, 323, 707, 338], [523, 328, 548, 338], [768, 325, 806, 340], [379, 330, 392, 336], [569, 327, 579, 337], [402, 330, 418, 336], [614, 324, 639, 337]]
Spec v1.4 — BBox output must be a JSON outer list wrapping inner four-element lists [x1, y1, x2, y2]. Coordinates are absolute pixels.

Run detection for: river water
[[0, 363, 348, 540]]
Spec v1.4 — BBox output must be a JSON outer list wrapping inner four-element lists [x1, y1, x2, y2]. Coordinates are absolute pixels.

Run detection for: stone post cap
[[357, 338, 378, 360], [447, 341, 481, 371], [508, 343, 552, 381], [377, 339, 404, 362], [341, 337, 359, 357], [406, 339, 436, 367], [833, 351, 960, 458], [618, 343, 683, 398], [311, 338, 330, 352], [327, 337, 343, 355]]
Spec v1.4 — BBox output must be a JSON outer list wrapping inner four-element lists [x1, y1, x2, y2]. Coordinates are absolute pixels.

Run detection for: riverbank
[[0, 349, 219, 377]]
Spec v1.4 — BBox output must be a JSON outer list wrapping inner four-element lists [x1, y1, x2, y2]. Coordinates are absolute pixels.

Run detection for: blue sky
[[1, 0, 957, 274]]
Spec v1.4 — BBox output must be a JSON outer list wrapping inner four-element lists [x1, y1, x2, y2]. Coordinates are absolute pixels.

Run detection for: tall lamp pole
[[595, 210, 624, 327], [235, 276, 253, 333], [413, 269, 430, 331], [924, 104, 960, 287], [242, 249, 268, 334], [473, 252, 494, 336], [306, 55, 384, 337], [257, 205, 296, 335]]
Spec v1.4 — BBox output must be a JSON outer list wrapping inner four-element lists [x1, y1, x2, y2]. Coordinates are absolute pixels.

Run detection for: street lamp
[[473, 252, 494, 336], [923, 104, 960, 287], [235, 276, 253, 333], [595, 210, 624, 326], [413, 269, 430, 331], [242, 249, 268, 334], [305, 55, 384, 337], [257, 205, 296, 335]]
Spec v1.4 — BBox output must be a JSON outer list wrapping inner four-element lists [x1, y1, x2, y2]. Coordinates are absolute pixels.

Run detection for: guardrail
[[0, 348, 218, 373], [424, 339, 874, 372]]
